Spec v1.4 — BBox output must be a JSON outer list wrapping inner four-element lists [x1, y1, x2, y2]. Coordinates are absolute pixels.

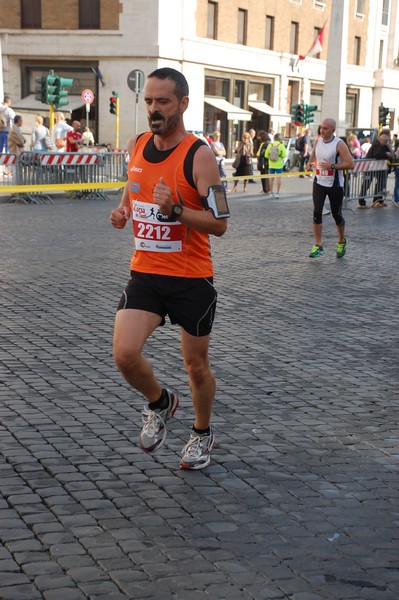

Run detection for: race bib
[[132, 200, 182, 252], [315, 168, 334, 177]]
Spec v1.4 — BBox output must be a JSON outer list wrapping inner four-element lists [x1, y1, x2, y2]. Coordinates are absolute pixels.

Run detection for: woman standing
[[210, 131, 228, 190], [231, 132, 253, 193], [256, 130, 270, 194], [52, 111, 73, 152], [347, 133, 361, 159], [30, 115, 47, 151]]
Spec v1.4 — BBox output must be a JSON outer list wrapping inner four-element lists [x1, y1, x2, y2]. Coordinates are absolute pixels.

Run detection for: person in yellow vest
[[265, 132, 287, 198]]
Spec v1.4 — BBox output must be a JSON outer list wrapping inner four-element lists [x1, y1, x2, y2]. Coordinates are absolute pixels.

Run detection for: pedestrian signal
[[378, 103, 390, 127], [109, 96, 117, 115]]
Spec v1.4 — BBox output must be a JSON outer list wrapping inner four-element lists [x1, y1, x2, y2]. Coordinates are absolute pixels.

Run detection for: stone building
[[0, 0, 398, 154]]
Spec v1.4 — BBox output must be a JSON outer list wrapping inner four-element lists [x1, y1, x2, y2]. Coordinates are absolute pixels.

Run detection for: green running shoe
[[309, 245, 325, 258], [336, 238, 347, 259]]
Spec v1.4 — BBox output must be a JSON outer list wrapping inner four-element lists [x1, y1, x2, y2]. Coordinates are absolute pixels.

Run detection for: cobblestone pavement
[[0, 181, 398, 600]]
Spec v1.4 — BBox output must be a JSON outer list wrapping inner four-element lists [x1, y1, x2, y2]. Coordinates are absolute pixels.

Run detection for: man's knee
[[333, 215, 345, 227], [313, 213, 323, 225], [184, 356, 209, 384], [113, 342, 141, 374]]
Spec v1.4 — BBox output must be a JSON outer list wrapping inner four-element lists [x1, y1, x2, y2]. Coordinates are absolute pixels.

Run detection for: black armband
[[200, 185, 230, 218]]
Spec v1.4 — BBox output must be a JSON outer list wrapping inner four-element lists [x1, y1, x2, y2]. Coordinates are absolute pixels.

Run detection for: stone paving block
[[66, 566, 110, 584], [0, 572, 32, 587], [77, 579, 125, 596], [90, 595, 128, 600], [43, 589, 87, 600], [49, 542, 87, 557], [0, 584, 43, 600], [56, 555, 96, 571], [0, 557, 21, 572]]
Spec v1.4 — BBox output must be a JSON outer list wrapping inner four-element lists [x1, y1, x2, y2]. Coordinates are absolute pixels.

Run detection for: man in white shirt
[[360, 136, 372, 158], [0, 96, 16, 153]]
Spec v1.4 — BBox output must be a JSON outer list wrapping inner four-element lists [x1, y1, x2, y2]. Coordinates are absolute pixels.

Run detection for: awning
[[248, 100, 291, 120], [12, 94, 85, 113], [204, 96, 252, 121]]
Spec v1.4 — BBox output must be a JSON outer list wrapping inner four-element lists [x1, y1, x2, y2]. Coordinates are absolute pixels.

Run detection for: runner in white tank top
[[306, 118, 354, 259]]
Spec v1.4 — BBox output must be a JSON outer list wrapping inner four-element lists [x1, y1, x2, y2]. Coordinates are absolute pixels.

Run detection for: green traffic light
[[34, 76, 47, 103], [53, 75, 74, 108], [58, 77, 74, 88], [378, 103, 389, 126], [33, 71, 74, 106]]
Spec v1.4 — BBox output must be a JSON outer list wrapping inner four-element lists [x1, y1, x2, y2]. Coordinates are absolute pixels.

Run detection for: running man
[[306, 118, 354, 258], [110, 68, 229, 469]]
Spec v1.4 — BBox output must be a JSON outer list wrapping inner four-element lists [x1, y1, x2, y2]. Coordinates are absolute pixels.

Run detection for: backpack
[[269, 143, 280, 162], [0, 108, 8, 130], [256, 141, 269, 170], [295, 136, 305, 152], [44, 128, 54, 151]]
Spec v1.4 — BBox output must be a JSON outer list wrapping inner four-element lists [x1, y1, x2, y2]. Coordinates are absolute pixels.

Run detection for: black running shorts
[[117, 271, 217, 337]]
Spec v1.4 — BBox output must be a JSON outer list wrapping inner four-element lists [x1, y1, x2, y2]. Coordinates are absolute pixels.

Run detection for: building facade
[[1, 0, 398, 154]]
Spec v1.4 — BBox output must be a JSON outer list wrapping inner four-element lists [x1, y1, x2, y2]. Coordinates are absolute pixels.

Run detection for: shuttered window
[[79, 0, 100, 29], [21, 0, 41, 28]]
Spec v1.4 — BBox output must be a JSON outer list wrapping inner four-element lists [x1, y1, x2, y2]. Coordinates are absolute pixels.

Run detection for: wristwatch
[[331, 163, 336, 170], [170, 204, 183, 220]]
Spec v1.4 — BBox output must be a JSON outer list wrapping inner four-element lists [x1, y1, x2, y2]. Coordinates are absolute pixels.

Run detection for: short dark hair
[[14, 114, 22, 124], [147, 67, 189, 100]]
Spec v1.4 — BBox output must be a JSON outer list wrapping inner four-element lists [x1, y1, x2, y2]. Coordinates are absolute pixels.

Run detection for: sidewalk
[[222, 159, 396, 201], [0, 192, 398, 599]]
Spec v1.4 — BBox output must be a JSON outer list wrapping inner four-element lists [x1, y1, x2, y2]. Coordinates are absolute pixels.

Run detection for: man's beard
[[148, 110, 180, 136]]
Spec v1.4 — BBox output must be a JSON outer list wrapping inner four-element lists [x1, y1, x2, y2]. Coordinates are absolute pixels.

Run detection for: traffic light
[[46, 75, 58, 104], [109, 91, 119, 115], [54, 76, 74, 108], [109, 96, 117, 114], [34, 72, 74, 106], [291, 103, 304, 126], [35, 76, 47, 103], [378, 103, 390, 127], [304, 104, 318, 125]]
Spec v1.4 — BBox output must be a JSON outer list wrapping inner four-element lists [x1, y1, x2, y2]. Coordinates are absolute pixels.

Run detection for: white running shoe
[[140, 389, 179, 453], [180, 428, 215, 470]]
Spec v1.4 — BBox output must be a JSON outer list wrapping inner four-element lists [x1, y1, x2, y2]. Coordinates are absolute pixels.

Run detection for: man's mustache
[[150, 113, 164, 122]]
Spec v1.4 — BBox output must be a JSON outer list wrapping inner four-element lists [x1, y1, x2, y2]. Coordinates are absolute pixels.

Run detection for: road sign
[[127, 70, 145, 94], [81, 89, 95, 104]]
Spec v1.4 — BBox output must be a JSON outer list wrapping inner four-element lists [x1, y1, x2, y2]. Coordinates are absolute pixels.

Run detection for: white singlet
[[315, 136, 344, 188]]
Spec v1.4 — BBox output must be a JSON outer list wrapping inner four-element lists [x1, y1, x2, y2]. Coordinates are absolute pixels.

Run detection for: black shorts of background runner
[[117, 271, 217, 337], [312, 181, 345, 226]]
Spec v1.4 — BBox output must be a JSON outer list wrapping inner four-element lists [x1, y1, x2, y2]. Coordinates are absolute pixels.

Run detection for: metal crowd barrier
[[343, 158, 396, 209], [0, 150, 128, 204]]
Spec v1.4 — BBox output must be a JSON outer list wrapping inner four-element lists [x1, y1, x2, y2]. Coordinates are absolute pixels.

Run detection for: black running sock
[[148, 389, 169, 411], [193, 426, 210, 436]]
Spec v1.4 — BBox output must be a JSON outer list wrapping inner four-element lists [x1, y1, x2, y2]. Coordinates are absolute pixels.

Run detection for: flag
[[299, 23, 326, 61]]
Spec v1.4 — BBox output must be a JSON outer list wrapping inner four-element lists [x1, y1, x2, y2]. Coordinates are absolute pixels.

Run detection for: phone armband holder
[[201, 185, 230, 219]]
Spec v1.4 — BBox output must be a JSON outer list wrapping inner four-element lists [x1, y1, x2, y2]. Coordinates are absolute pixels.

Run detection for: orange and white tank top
[[128, 132, 213, 278]]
